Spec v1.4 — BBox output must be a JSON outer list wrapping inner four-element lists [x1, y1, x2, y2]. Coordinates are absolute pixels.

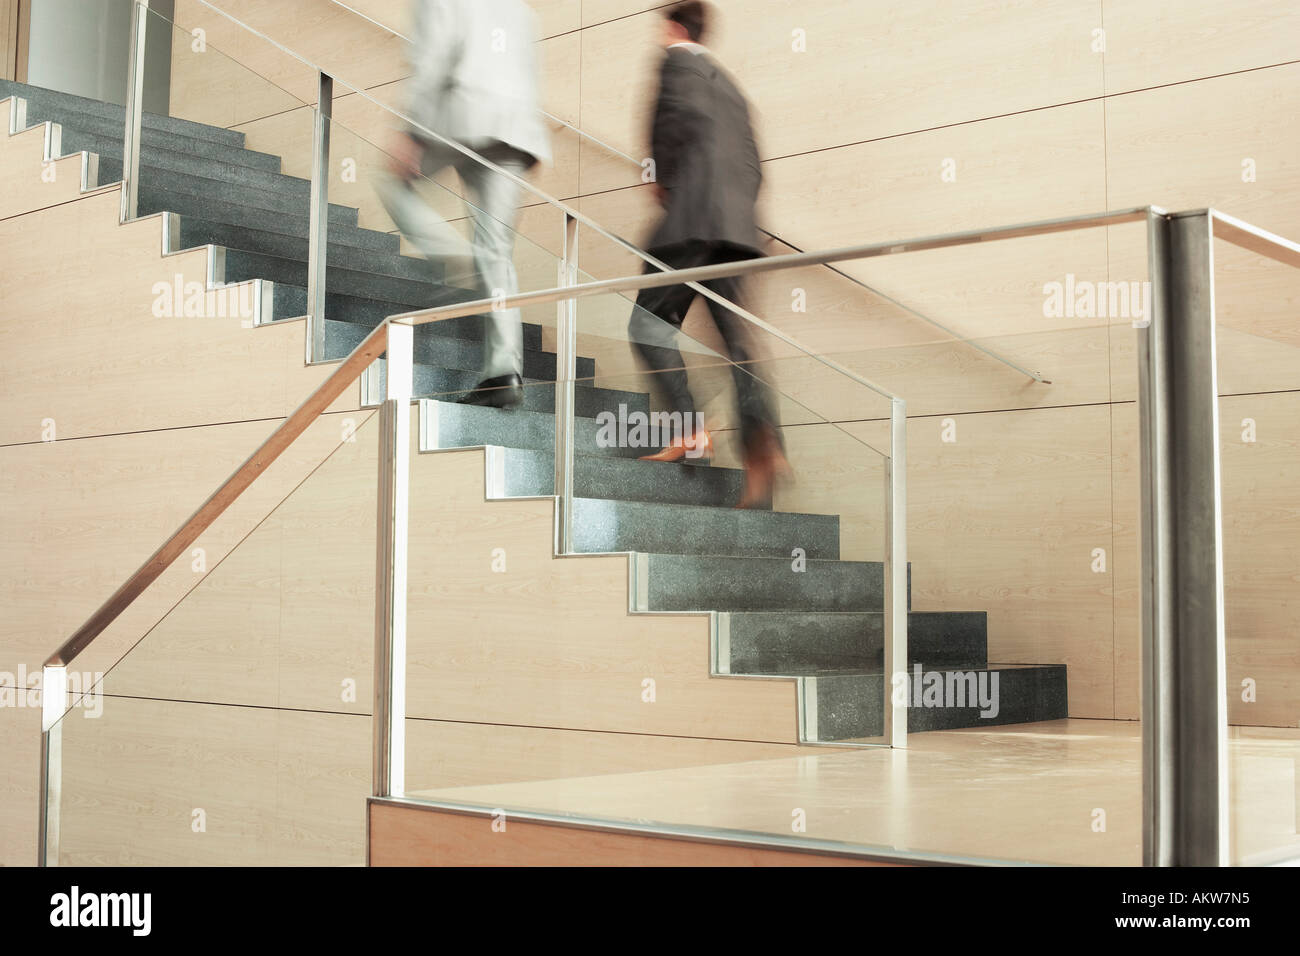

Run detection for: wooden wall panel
[[842, 404, 1121, 718], [1101, 0, 1300, 95], [0, 190, 358, 446], [0, 121, 100, 217], [55, 699, 370, 866], [1219, 393, 1300, 728], [1105, 63, 1300, 239], [576, 0, 1105, 194], [1, 0, 20, 82]]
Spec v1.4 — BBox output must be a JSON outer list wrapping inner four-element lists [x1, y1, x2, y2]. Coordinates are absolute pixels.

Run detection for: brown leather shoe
[[736, 426, 792, 509], [638, 428, 713, 465]]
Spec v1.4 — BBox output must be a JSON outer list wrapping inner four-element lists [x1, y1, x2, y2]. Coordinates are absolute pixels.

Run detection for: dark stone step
[[571, 497, 839, 559], [218, 247, 441, 309], [175, 214, 432, 285], [89, 132, 314, 196], [420, 400, 645, 459], [55, 122, 281, 173], [332, 319, 594, 381], [0, 79, 246, 147], [494, 447, 750, 509], [632, 553, 911, 613], [101, 159, 359, 227], [141, 184, 395, 253], [804, 664, 1068, 740], [722, 610, 988, 675], [315, 297, 542, 351]]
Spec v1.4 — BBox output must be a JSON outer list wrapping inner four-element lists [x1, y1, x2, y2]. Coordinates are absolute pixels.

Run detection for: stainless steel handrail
[[43, 200, 1197, 676], [307, 0, 1052, 384], [38, 201, 1300, 869]]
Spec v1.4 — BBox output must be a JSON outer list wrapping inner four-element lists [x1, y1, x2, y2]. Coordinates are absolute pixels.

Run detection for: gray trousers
[[376, 137, 532, 381]]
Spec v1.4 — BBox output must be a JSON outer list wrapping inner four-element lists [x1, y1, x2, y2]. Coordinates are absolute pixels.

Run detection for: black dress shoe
[[458, 373, 524, 409]]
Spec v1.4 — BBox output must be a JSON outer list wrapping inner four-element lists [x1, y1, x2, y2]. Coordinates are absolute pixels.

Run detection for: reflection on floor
[[412, 719, 1300, 865]]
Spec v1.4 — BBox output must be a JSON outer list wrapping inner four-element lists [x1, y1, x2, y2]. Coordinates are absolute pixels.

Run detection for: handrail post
[[554, 214, 579, 554], [306, 72, 333, 364], [1139, 210, 1229, 865], [119, 0, 150, 222], [883, 397, 908, 748], [38, 664, 66, 866], [373, 322, 412, 799]]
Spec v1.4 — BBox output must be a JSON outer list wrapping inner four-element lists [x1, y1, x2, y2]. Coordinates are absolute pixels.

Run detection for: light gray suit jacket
[[404, 0, 551, 166]]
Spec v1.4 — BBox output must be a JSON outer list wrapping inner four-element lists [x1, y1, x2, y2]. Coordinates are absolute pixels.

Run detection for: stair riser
[[55, 124, 281, 173], [0, 80, 246, 147], [422, 400, 646, 459], [807, 666, 1068, 739], [725, 611, 988, 674], [177, 217, 434, 285], [638, 555, 910, 613], [97, 138, 312, 196], [572, 498, 839, 559], [372, 359, 644, 415], [309, 301, 544, 351], [499, 449, 749, 509], [107, 161, 358, 226], [141, 186, 397, 253]]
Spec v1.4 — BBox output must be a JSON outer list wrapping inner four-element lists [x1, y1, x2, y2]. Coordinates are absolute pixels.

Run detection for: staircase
[[3, 78, 1067, 739]]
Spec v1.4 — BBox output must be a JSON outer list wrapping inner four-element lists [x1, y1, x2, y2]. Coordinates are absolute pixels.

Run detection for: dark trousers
[[628, 242, 780, 452]]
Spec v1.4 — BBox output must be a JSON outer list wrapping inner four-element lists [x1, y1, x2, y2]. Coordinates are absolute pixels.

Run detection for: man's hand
[[387, 131, 423, 181]]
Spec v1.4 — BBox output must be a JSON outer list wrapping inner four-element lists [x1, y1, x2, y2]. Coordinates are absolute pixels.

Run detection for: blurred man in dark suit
[[630, 1, 788, 508]]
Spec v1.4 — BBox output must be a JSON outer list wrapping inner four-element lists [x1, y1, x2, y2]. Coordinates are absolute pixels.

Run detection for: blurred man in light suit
[[630, 1, 788, 508], [377, 0, 550, 408]]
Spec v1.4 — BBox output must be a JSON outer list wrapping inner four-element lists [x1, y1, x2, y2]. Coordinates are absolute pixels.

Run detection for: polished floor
[[413, 719, 1300, 865]]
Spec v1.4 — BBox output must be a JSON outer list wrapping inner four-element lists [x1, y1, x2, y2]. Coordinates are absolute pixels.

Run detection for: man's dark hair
[[666, 1, 710, 43]]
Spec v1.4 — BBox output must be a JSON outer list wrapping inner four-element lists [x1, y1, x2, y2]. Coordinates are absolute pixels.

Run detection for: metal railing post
[[1139, 210, 1229, 866], [37, 664, 66, 866], [554, 214, 579, 554], [306, 72, 333, 364], [883, 397, 908, 749], [119, 0, 150, 222], [373, 322, 412, 798]]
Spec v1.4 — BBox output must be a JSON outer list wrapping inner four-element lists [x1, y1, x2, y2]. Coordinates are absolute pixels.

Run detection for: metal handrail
[[308, 0, 1051, 384], [38, 202, 1300, 869], [43, 200, 1200, 676]]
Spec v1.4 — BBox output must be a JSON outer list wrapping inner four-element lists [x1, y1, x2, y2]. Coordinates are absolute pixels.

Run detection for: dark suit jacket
[[647, 46, 762, 257]]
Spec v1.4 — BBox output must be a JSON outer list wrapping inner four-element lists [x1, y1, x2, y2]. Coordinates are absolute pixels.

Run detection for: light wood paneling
[[1, 0, 21, 82], [841, 404, 1120, 718], [1101, 0, 1300, 95], [1105, 63, 1300, 240], [55, 698, 369, 865], [0, 121, 97, 217], [0, 706, 40, 865], [0, 189, 359, 446], [1219, 392, 1300, 728], [576, 0, 1105, 194]]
